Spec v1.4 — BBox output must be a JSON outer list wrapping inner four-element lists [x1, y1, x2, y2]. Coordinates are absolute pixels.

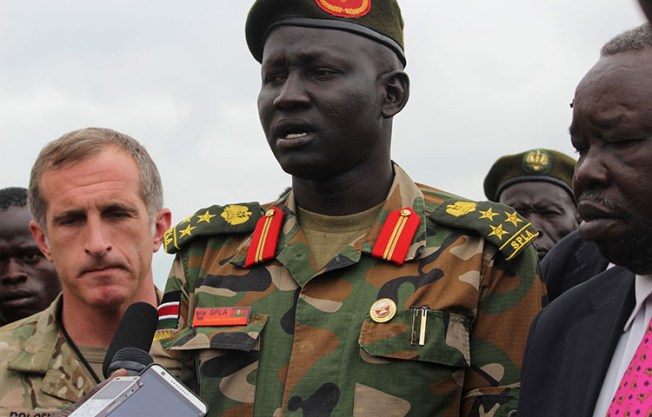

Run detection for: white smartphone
[[69, 377, 142, 417], [70, 364, 207, 417], [108, 363, 207, 417]]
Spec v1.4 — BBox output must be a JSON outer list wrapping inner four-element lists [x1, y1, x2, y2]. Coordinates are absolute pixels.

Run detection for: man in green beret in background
[[484, 148, 579, 261], [157, 1, 544, 416]]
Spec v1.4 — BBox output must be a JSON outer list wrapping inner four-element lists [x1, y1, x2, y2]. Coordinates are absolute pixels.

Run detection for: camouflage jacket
[[158, 165, 545, 417], [0, 293, 180, 417]]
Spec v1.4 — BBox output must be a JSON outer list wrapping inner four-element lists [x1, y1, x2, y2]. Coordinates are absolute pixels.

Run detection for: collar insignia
[[372, 207, 421, 265], [245, 207, 285, 267]]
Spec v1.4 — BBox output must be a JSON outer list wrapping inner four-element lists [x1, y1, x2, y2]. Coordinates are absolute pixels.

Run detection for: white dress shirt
[[592, 274, 652, 417]]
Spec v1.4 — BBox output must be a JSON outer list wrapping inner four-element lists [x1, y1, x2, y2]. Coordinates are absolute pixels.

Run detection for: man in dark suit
[[519, 23, 652, 416]]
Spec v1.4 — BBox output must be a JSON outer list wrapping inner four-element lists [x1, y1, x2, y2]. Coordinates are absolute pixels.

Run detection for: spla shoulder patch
[[164, 203, 262, 254], [430, 199, 538, 260]]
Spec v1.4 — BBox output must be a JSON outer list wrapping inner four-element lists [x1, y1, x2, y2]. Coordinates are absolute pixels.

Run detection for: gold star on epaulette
[[504, 211, 523, 227], [430, 199, 539, 261], [479, 207, 499, 222], [179, 224, 196, 238], [196, 210, 216, 224], [488, 224, 509, 241], [164, 203, 263, 255]]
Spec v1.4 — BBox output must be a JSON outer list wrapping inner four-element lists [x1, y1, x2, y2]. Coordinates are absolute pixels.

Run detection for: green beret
[[483, 149, 576, 202], [245, 0, 406, 66]]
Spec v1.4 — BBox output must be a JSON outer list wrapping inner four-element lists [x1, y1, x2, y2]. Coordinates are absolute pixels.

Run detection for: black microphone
[[107, 346, 153, 376], [102, 302, 158, 379]]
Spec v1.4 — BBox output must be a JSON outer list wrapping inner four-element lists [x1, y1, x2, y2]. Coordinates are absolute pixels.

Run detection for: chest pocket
[[355, 309, 472, 415], [359, 309, 471, 367], [165, 313, 269, 415]]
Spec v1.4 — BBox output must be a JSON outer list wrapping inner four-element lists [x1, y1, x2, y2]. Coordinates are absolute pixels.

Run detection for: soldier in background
[[484, 148, 579, 261], [0, 128, 179, 415], [156, 1, 544, 416], [0, 187, 60, 326]]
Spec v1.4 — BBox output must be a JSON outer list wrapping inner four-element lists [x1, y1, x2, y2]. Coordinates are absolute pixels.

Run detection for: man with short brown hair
[[0, 127, 178, 415]]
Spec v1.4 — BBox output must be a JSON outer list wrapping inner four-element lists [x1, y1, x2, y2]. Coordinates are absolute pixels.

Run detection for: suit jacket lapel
[[563, 266, 635, 416]]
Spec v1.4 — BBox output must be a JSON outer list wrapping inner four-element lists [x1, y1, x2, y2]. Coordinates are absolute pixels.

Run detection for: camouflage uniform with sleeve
[[158, 165, 545, 417], [0, 293, 181, 417]]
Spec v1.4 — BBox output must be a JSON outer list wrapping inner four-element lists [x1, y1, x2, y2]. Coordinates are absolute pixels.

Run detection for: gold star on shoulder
[[196, 210, 216, 224], [180, 215, 193, 224], [179, 224, 196, 238], [505, 211, 524, 227], [488, 224, 509, 241], [479, 207, 499, 222]]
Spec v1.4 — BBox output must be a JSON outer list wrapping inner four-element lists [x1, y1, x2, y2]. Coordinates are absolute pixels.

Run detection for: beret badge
[[315, 0, 371, 18], [522, 149, 552, 175]]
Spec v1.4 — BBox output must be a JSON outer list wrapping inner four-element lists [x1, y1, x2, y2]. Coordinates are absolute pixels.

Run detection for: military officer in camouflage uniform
[[0, 128, 180, 416], [157, 1, 545, 416]]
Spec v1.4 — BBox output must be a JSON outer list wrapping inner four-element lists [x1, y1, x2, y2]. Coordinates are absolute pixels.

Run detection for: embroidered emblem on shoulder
[[164, 203, 262, 254], [431, 199, 539, 261], [221, 204, 254, 225]]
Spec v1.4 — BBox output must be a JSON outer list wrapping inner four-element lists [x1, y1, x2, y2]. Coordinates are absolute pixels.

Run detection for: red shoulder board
[[372, 207, 421, 265], [245, 207, 284, 267]]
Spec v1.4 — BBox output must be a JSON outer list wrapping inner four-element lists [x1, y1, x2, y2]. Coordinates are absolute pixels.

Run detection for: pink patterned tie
[[606, 319, 652, 416]]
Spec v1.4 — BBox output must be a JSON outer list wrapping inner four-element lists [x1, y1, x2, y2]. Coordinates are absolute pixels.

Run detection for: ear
[[30, 220, 53, 261], [381, 70, 410, 118], [152, 208, 172, 252]]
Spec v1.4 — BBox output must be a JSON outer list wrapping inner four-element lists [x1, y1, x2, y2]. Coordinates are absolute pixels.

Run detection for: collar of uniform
[[11, 292, 164, 368], [8, 294, 63, 374], [230, 163, 427, 270], [230, 196, 294, 268], [8, 294, 97, 402], [359, 163, 427, 262], [623, 274, 652, 331]]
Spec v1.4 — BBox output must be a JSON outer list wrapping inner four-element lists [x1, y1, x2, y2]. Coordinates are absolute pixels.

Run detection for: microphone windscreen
[[102, 302, 158, 378], [107, 346, 154, 376]]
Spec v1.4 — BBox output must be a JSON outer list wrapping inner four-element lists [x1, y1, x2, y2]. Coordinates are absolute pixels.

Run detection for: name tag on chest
[[192, 306, 251, 327]]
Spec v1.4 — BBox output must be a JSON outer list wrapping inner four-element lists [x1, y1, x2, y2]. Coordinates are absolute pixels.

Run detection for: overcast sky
[[0, 1, 646, 287]]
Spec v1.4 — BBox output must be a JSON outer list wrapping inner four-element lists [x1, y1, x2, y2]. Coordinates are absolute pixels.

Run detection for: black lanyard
[[56, 306, 102, 384]]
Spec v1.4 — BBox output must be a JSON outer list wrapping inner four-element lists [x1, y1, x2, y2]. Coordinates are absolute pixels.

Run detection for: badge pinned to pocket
[[369, 298, 397, 323]]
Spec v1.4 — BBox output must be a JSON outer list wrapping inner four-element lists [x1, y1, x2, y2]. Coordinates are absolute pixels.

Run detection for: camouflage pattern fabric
[[159, 165, 545, 417], [0, 293, 181, 417]]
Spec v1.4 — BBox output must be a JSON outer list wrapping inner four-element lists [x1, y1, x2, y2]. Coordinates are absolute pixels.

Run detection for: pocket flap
[[359, 309, 471, 367], [163, 313, 269, 352]]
